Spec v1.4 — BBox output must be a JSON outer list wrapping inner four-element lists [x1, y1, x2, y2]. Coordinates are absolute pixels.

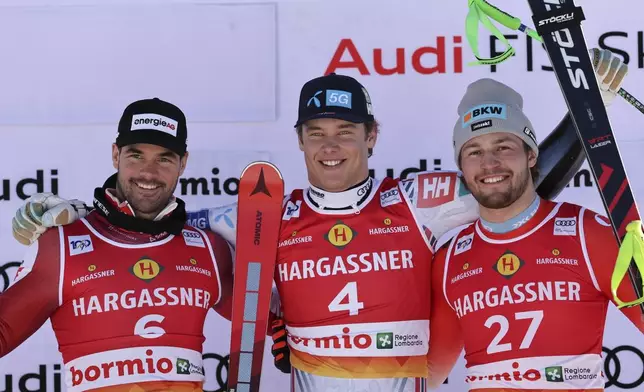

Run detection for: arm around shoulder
[[205, 230, 234, 321], [0, 227, 61, 357], [186, 202, 238, 248]]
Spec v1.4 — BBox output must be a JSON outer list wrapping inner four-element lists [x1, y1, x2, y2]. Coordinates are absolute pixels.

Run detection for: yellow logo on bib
[[493, 251, 524, 279], [325, 221, 356, 249], [131, 258, 163, 281]]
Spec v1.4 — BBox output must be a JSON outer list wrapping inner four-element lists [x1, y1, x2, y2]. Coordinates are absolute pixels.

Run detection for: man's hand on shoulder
[[12, 193, 90, 246]]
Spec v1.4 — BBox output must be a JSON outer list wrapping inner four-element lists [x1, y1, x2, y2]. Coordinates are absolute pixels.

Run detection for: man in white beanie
[[426, 78, 644, 391]]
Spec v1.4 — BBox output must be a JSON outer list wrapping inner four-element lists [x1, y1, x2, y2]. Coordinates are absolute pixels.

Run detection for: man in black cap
[[1, 98, 233, 392]]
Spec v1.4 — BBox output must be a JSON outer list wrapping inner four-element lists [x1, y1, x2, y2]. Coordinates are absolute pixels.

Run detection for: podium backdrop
[[0, 0, 642, 390]]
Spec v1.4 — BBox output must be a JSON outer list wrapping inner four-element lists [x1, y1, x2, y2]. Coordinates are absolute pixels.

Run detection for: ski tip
[[240, 161, 283, 179]]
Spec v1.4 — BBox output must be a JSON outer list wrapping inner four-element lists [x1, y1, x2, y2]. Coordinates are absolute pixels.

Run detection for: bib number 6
[[328, 282, 364, 316], [485, 310, 543, 354], [134, 314, 166, 339]]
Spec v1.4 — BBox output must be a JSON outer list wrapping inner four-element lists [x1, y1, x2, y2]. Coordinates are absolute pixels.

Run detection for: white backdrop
[[0, 0, 643, 391]]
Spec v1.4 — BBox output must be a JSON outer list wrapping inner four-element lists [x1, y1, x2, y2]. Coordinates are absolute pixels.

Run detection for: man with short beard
[[0, 98, 233, 392], [426, 78, 644, 392]]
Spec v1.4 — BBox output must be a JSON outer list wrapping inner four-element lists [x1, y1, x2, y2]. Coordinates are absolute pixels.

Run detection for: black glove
[[271, 318, 291, 374]]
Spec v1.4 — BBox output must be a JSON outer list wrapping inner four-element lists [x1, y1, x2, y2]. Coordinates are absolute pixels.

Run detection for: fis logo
[[462, 104, 506, 127], [68, 235, 94, 256]]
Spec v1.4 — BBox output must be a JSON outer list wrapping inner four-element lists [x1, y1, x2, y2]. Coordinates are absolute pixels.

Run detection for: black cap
[[116, 98, 187, 156], [295, 73, 374, 127]]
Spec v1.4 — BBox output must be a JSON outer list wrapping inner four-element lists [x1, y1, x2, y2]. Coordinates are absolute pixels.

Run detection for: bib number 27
[[485, 310, 543, 354], [328, 282, 364, 316]]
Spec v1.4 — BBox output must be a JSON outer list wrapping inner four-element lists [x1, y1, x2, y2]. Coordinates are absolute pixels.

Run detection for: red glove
[[271, 318, 291, 374]]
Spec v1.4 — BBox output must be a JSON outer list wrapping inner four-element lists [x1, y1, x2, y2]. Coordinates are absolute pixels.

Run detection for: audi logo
[[0, 261, 21, 292], [202, 353, 229, 392], [602, 345, 644, 389], [183, 231, 201, 238], [555, 220, 576, 227], [380, 189, 399, 200], [357, 183, 370, 197]]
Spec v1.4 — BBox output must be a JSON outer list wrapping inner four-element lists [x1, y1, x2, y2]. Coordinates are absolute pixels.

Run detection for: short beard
[[116, 174, 178, 217], [471, 168, 531, 210]]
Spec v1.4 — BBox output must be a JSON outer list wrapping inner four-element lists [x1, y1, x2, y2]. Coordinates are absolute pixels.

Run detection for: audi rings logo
[[602, 345, 644, 389], [555, 219, 576, 227], [203, 352, 229, 392], [0, 261, 21, 292]]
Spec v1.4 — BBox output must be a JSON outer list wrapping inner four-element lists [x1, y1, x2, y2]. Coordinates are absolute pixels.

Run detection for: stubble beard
[[471, 168, 531, 210]]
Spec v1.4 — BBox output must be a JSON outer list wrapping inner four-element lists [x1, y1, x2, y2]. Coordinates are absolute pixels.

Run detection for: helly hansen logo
[[462, 104, 506, 127], [417, 172, 456, 208], [68, 235, 94, 256]]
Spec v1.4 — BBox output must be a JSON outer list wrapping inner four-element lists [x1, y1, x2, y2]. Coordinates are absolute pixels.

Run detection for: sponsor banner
[[466, 354, 604, 390], [286, 320, 428, 357], [65, 346, 204, 391]]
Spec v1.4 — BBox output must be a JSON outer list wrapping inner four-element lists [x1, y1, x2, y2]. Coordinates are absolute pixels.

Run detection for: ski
[[527, 0, 644, 313], [227, 161, 284, 392]]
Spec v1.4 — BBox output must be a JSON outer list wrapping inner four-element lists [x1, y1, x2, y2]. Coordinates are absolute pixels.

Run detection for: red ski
[[227, 161, 284, 392]]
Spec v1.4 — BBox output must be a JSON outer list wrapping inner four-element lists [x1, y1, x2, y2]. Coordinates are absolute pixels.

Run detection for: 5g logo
[[325, 90, 352, 109]]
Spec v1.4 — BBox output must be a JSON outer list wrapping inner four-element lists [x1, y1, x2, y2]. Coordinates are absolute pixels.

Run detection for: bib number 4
[[328, 282, 364, 316], [485, 310, 543, 354]]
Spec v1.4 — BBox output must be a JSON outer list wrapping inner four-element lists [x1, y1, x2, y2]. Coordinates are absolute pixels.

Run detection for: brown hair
[[524, 142, 540, 184], [296, 120, 380, 158]]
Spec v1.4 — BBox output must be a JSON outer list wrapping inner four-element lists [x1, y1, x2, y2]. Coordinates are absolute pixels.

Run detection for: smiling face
[[298, 118, 377, 192], [459, 132, 536, 211], [112, 143, 188, 219]]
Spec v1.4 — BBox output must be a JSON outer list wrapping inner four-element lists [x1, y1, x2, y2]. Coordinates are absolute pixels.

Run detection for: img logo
[[68, 235, 94, 256]]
